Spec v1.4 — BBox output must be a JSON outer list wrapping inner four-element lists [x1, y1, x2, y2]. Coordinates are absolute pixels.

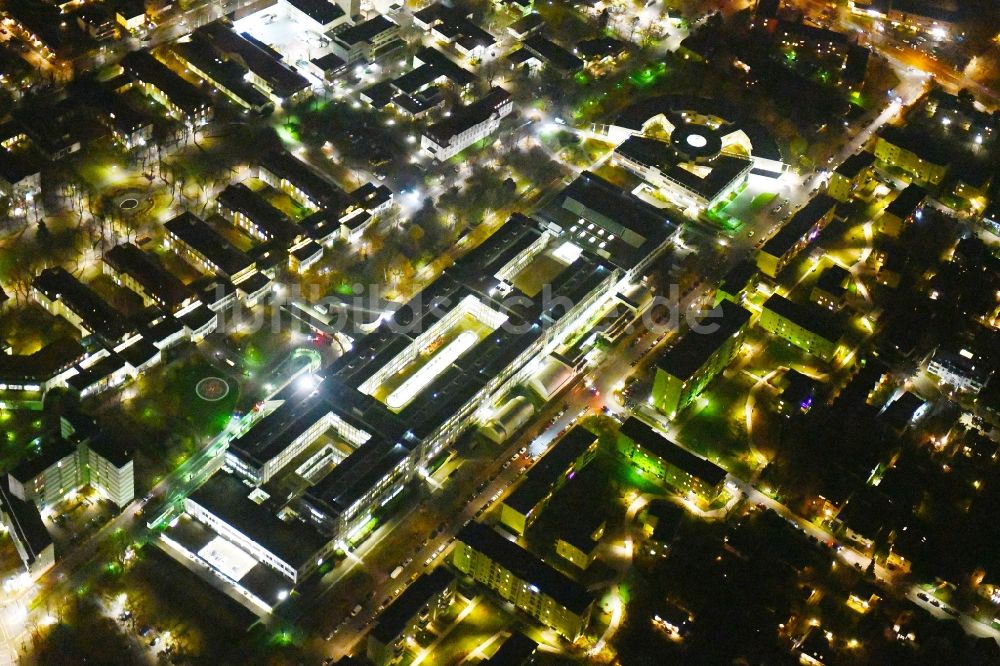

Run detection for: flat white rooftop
[[198, 535, 259, 581]]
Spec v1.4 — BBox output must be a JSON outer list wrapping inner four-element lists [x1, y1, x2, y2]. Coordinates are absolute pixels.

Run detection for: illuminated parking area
[[358, 295, 508, 411]]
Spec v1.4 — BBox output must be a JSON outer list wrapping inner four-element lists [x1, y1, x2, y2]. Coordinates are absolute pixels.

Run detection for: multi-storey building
[[757, 195, 838, 278], [103, 243, 195, 313], [7, 438, 80, 509], [421, 87, 512, 160], [121, 50, 213, 126], [827, 151, 875, 202], [196, 23, 310, 104], [651, 300, 751, 418], [498, 426, 598, 536], [185, 472, 334, 583], [874, 126, 949, 186], [331, 16, 401, 65], [32, 267, 130, 344], [758, 294, 844, 363], [164, 212, 256, 282], [367, 569, 455, 665], [453, 522, 593, 640], [616, 418, 728, 504]]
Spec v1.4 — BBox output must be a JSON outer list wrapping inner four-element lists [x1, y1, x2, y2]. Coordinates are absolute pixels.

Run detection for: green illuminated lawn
[[629, 62, 667, 88]]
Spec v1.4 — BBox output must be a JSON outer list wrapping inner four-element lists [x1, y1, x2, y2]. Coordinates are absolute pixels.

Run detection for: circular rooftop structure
[[669, 123, 723, 162], [610, 95, 786, 174]]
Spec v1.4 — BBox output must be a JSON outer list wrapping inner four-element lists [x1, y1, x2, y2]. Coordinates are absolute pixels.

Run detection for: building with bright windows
[[170, 36, 274, 116], [421, 87, 512, 160], [614, 133, 752, 212], [6, 438, 80, 509], [32, 266, 130, 344], [0, 411, 133, 577], [330, 15, 401, 65], [83, 437, 135, 509], [927, 347, 992, 395], [758, 294, 844, 363], [216, 182, 302, 246], [880, 183, 927, 237], [546, 170, 681, 283], [554, 513, 605, 570], [650, 300, 751, 418], [196, 23, 311, 104], [61, 411, 136, 509], [121, 50, 213, 126], [185, 472, 335, 583], [827, 151, 875, 202], [498, 426, 598, 536], [207, 213, 624, 596], [103, 242, 195, 313], [257, 149, 356, 212], [164, 212, 257, 282], [604, 95, 787, 176], [756, 194, 838, 278], [367, 569, 455, 665], [329, 213, 620, 469], [615, 418, 728, 504], [874, 126, 950, 186], [453, 522, 593, 641]]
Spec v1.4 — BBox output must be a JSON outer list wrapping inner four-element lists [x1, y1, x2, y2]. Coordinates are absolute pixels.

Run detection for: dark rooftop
[[761, 194, 837, 259], [619, 417, 727, 487], [508, 13, 545, 38], [260, 150, 353, 212], [285, 0, 345, 25], [0, 478, 51, 566], [104, 243, 192, 310], [834, 151, 876, 178], [878, 125, 952, 167], [485, 632, 538, 665], [575, 36, 626, 59], [9, 437, 77, 484], [217, 183, 300, 245], [456, 522, 591, 614], [188, 472, 329, 569], [884, 183, 927, 220], [335, 15, 396, 46], [66, 354, 128, 394], [33, 267, 129, 341], [228, 393, 331, 470], [556, 170, 679, 269], [815, 265, 849, 295], [523, 35, 583, 72], [762, 294, 843, 342], [121, 50, 210, 117], [0, 337, 85, 385], [656, 300, 751, 381], [197, 23, 309, 99], [503, 426, 596, 515], [164, 211, 254, 277], [719, 259, 758, 296], [616, 135, 751, 201], [423, 87, 510, 146], [370, 569, 453, 643]]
